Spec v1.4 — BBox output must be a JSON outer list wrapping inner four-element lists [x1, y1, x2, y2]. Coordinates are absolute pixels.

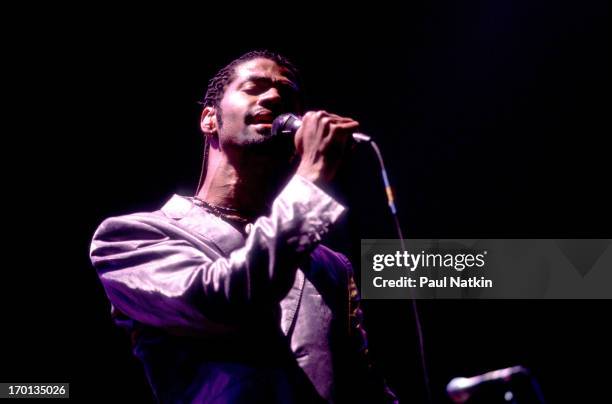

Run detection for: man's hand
[[294, 110, 359, 185]]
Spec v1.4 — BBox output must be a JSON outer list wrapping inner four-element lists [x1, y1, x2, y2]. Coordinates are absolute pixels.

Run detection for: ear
[[200, 107, 218, 136]]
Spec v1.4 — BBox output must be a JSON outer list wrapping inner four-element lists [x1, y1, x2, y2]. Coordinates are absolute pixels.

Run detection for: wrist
[[296, 164, 324, 185]]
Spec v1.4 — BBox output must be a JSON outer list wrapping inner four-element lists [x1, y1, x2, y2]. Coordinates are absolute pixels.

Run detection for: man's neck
[[196, 147, 291, 217]]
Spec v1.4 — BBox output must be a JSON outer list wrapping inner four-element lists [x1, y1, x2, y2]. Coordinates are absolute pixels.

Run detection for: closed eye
[[241, 77, 298, 97]]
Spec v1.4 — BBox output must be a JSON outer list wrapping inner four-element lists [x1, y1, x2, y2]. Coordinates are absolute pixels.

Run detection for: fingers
[[294, 110, 359, 184], [295, 110, 359, 152], [302, 110, 359, 138]]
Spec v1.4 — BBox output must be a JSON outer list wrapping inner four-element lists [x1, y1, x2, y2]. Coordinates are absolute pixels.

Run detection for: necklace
[[192, 197, 254, 225]]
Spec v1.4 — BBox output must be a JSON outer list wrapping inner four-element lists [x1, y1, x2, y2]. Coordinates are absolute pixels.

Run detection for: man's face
[[215, 58, 301, 148]]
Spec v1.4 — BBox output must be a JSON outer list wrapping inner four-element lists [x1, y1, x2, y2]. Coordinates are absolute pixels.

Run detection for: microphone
[[446, 365, 529, 403], [271, 113, 371, 143]]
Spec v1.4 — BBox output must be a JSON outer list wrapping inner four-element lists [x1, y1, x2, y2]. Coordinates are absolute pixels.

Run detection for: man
[[90, 50, 397, 403]]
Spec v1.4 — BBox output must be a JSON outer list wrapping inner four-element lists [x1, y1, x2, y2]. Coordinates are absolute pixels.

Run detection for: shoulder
[[90, 195, 235, 263], [93, 195, 196, 238], [93, 211, 164, 240], [91, 195, 204, 251]]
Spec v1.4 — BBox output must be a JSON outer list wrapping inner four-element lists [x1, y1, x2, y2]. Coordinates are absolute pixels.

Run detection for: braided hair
[[201, 50, 301, 110]]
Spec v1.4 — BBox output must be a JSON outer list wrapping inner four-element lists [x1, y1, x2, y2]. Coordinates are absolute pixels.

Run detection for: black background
[[4, 1, 610, 403]]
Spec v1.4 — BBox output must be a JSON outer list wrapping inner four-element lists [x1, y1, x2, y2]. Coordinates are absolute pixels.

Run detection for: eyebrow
[[240, 75, 299, 91]]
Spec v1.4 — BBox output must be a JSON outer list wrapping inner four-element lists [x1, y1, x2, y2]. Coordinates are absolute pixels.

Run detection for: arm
[[90, 175, 344, 334]]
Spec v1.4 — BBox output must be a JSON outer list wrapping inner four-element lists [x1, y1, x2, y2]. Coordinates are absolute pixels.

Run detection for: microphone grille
[[271, 113, 301, 137]]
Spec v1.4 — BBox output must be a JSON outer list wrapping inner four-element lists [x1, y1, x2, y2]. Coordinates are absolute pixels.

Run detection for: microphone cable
[[367, 138, 433, 404]]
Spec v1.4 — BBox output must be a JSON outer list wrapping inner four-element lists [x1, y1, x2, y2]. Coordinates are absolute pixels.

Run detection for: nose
[[258, 87, 281, 109]]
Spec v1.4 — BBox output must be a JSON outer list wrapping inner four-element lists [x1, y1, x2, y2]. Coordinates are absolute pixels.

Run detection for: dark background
[[4, 1, 610, 403]]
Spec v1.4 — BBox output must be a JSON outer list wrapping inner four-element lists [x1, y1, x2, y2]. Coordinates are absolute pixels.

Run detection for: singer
[[90, 50, 397, 403]]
